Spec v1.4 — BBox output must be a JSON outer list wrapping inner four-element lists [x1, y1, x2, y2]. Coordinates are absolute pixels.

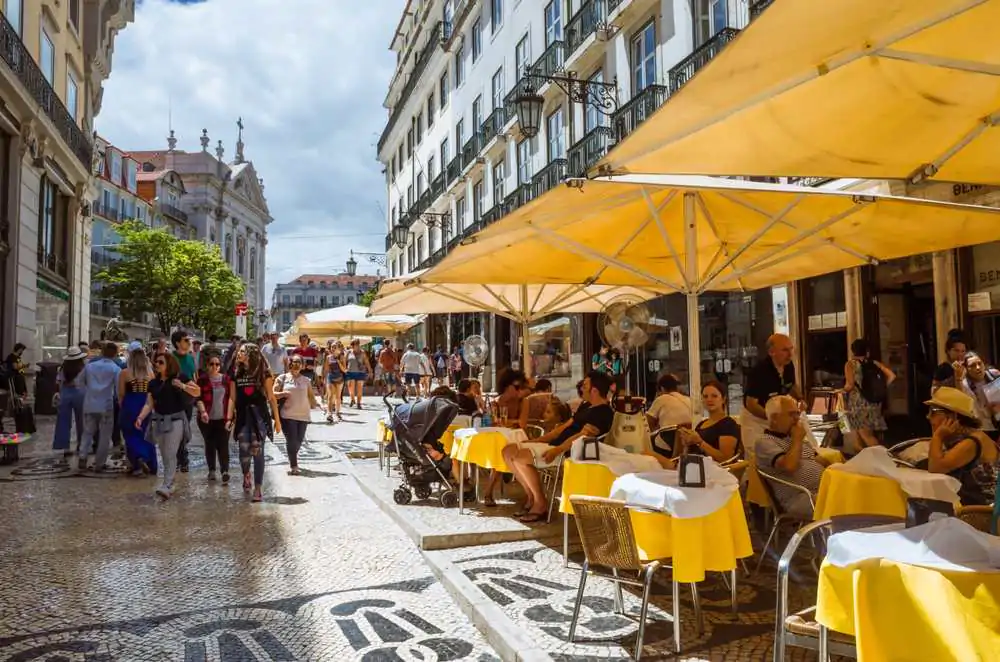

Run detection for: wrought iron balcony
[[377, 22, 443, 154], [0, 13, 92, 169], [414, 189, 432, 216], [566, 1, 598, 56], [668, 27, 740, 94], [446, 154, 463, 185], [447, 231, 464, 250], [501, 184, 535, 216], [530, 40, 565, 81], [787, 176, 835, 187], [568, 126, 615, 177], [442, 0, 473, 47], [482, 206, 501, 226], [158, 202, 188, 223], [398, 210, 415, 230], [750, 0, 774, 20], [533, 159, 568, 198], [481, 106, 507, 144], [430, 172, 445, 198], [613, 84, 670, 141], [92, 202, 120, 222], [461, 131, 484, 166]]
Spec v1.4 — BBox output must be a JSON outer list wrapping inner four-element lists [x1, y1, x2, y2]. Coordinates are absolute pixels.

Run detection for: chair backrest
[[888, 438, 930, 467], [756, 466, 811, 518], [521, 392, 552, 425], [957, 505, 997, 535], [569, 495, 643, 571]]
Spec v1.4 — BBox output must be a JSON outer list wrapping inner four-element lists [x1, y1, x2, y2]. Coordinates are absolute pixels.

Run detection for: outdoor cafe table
[[452, 427, 528, 513], [559, 460, 752, 584], [812, 465, 959, 521]]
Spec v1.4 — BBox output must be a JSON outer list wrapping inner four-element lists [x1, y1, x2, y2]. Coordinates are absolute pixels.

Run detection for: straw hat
[[924, 386, 978, 419], [64, 347, 87, 361]]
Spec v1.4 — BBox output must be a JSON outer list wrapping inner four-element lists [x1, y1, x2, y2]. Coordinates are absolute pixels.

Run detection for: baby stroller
[[386, 394, 461, 507]]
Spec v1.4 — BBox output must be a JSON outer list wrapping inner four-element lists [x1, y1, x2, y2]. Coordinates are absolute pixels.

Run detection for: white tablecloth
[[830, 446, 961, 502], [826, 517, 1000, 572], [569, 439, 661, 476], [609, 461, 740, 519], [453, 427, 528, 444]]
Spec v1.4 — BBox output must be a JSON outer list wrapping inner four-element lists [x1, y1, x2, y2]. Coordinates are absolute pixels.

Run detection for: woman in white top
[[646, 373, 692, 431], [274, 355, 321, 475]]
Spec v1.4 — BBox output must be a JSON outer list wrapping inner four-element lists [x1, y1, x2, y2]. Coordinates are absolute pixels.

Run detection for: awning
[[596, 0, 1000, 184], [292, 304, 420, 338]]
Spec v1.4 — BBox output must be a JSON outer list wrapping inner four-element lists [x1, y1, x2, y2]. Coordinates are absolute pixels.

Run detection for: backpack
[[858, 359, 887, 404]]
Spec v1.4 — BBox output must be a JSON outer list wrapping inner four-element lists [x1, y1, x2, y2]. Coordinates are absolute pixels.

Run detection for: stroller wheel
[[440, 490, 459, 508], [414, 485, 433, 500], [392, 487, 412, 505]]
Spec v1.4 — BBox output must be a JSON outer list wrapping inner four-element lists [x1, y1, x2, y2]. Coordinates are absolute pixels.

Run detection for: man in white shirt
[[646, 373, 693, 430], [262, 333, 288, 377], [400, 343, 423, 398]]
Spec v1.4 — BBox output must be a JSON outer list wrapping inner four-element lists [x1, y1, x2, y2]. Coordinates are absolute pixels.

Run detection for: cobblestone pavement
[[0, 401, 499, 662]]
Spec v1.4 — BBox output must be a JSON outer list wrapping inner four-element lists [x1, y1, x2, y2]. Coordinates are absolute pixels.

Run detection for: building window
[[454, 45, 465, 87], [696, 0, 730, 44], [416, 112, 424, 144], [407, 184, 414, 209], [416, 235, 425, 263], [398, 144, 404, 169], [547, 107, 565, 160], [456, 119, 465, 149], [390, 156, 396, 179], [66, 72, 78, 124], [333, 295, 341, 305], [5, 0, 22, 36], [69, 0, 80, 32], [320, 296, 327, 307], [428, 155, 436, 180], [491, 0, 502, 33], [249, 247, 257, 281], [517, 139, 532, 185], [417, 171, 425, 195], [473, 180, 485, 220], [472, 96, 483, 132], [406, 127, 414, 158], [38, 177, 67, 278], [515, 33, 530, 80], [631, 21, 656, 94], [493, 158, 505, 205], [439, 71, 449, 108], [111, 151, 122, 185], [237, 237, 246, 275], [544, 1, 562, 46], [225, 234, 233, 263], [492, 67, 504, 110], [282, 294, 290, 305], [427, 92, 435, 127], [585, 69, 605, 133], [456, 196, 466, 232], [126, 160, 137, 192], [472, 17, 483, 61], [440, 137, 449, 166], [40, 27, 54, 83]]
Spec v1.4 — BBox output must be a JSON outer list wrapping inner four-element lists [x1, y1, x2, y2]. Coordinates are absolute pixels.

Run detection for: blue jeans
[[53, 387, 84, 451]]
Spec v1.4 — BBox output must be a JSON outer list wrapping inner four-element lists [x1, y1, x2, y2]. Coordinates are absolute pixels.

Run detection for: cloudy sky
[[98, 0, 406, 297]]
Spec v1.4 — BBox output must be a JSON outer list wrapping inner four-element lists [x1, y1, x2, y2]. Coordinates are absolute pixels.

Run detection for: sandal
[[252, 489, 263, 503], [483, 497, 497, 508], [517, 512, 547, 523], [288, 467, 300, 476], [242, 472, 252, 492]]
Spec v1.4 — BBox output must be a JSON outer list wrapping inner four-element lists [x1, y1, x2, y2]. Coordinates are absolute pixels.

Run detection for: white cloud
[[98, 0, 404, 297]]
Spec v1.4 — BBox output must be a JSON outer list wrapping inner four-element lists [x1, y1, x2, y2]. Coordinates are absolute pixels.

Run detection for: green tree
[[359, 286, 378, 307], [95, 221, 245, 336]]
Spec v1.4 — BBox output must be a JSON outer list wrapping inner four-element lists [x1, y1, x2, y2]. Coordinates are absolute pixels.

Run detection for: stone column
[[933, 249, 961, 362], [844, 267, 864, 348]]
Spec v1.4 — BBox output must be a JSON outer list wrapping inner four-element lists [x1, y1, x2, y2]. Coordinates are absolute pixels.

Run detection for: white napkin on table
[[830, 446, 961, 502], [609, 461, 739, 519], [826, 516, 1000, 572], [569, 439, 661, 476]]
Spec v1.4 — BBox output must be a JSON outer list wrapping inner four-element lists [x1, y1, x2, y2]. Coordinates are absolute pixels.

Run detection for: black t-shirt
[[549, 402, 615, 447], [933, 361, 956, 387], [456, 392, 478, 415], [149, 374, 194, 415], [693, 416, 743, 458], [745, 358, 796, 407]]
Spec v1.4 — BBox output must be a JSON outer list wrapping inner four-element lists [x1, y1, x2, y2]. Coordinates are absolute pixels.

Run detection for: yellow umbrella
[[428, 174, 1000, 407], [597, 0, 1000, 184]]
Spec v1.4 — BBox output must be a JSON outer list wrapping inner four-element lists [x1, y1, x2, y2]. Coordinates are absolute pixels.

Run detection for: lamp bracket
[[519, 72, 618, 117]]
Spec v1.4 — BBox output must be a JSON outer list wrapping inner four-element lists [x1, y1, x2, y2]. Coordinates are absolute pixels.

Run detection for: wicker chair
[[957, 505, 997, 534], [569, 495, 699, 657], [773, 514, 904, 661]]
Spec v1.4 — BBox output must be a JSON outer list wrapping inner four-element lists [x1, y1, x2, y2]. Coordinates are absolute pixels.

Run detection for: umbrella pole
[[684, 193, 702, 417], [520, 285, 533, 379]]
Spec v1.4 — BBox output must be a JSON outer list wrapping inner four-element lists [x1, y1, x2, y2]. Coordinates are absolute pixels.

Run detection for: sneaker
[[155, 486, 171, 500], [180, 464, 190, 473], [77, 459, 88, 472], [326, 414, 333, 423], [208, 471, 217, 481], [221, 472, 230, 484]]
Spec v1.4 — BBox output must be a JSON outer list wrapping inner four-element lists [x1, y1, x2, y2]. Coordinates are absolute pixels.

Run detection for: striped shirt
[[754, 429, 825, 518]]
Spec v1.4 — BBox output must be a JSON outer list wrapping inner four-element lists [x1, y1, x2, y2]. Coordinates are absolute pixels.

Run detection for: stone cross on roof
[[235, 117, 246, 164]]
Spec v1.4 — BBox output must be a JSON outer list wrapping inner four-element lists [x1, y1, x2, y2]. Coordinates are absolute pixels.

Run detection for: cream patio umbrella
[[369, 269, 671, 377], [596, 0, 1000, 185], [292, 304, 420, 338], [423, 174, 1000, 410]]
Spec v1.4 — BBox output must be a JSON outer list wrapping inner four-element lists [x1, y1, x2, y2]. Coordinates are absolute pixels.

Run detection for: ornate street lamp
[[513, 81, 545, 139], [347, 249, 388, 276], [512, 70, 619, 140], [346, 252, 358, 276]]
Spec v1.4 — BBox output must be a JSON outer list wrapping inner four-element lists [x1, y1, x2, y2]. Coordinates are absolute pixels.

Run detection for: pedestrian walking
[[226, 343, 282, 502], [79, 342, 122, 472], [325, 341, 347, 422], [171, 329, 197, 472], [52, 347, 87, 457], [449, 346, 463, 386], [345, 339, 371, 410], [196, 355, 232, 483], [274, 356, 320, 475], [420, 347, 434, 396], [378, 341, 399, 397], [119, 342, 155, 476], [135, 353, 199, 499], [262, 333, 287, 378]]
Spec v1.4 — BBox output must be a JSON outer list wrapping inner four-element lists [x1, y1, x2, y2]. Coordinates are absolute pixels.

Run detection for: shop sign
[[968, 292, 992, 312], [971, 242, 1000, 295]]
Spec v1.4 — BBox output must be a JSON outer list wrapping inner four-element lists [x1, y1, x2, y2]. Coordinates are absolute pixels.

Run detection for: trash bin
[[34, 361, 60, 415]]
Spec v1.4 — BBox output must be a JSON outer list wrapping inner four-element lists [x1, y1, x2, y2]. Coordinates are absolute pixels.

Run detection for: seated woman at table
[[494, 368, 530, 424], [678, 380, 742, 463], [501, 371, 615, 522], [925, 387, 998, 506]]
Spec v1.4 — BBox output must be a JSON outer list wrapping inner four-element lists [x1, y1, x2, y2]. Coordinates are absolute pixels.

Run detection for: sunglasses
[[208, 361, 221, 367], [290, 361, 302, 367], [154, 360, 166, 366], [927, 407, 951, 418]]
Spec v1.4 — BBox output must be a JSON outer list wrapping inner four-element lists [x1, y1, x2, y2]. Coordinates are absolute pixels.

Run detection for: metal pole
[[684, 192, 702, 418], [520, 284, 532, 378]]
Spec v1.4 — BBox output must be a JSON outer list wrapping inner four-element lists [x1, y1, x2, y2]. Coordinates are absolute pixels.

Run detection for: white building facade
[[270, 274, 382, 334]]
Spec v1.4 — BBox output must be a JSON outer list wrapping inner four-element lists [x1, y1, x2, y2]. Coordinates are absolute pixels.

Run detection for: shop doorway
[[866, 256, 938, 440]]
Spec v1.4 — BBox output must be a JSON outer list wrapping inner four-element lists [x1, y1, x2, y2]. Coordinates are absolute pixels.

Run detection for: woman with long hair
[[196, 353, 232, 483], [119, 343, 155, 476], [53, 347, 87, 456], [344, 339, 370, 410], [135, 352, 199, 498], [226, 342, 282, 502], [325, 341, 347, 423], [678, 380, 743, 463]]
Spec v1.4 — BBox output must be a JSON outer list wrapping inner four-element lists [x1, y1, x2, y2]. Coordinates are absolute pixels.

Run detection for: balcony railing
[[566, 1, 598, 56], [37, 249, 68, 279], [159, 202, 188, 222], [668, 27, 740, 94], [613, 84, 670, 141], [501, 184, 535, 216], [461, 131, 484, 166], [749, 0, 774, 20], [442, 0, 473, 47], [481, 106, 507, 144], [0, 13, 92, 169], [92, 202, 120, 222], [430, 172, 445, 198], [482, 206, 501, 226], [530, 40, 565, 81], [377, 21, 443, 154], [533, 159, 568, 198], [414, 189, 432, 217], [568, 126, 615, 177], [446, 154, 463, 185]]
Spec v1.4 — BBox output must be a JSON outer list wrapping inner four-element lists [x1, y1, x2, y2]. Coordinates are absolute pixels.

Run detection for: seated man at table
[[456, 378, 481, 415], [502, 371, 616, 523], [754, 394, 831, 518]]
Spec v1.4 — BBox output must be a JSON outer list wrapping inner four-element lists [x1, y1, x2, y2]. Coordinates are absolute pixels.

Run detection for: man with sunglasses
[[171, 329, 197, 472]]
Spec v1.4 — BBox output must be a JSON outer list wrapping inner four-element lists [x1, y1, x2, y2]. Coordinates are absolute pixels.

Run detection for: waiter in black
[[744, 333, 800, 419]]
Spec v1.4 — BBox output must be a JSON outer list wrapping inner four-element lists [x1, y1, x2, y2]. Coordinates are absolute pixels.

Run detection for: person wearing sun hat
[[925, 386, 999, 506], [52, 346, 88, 456]]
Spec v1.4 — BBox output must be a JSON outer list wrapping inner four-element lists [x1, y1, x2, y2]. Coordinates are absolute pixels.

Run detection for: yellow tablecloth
[[812, 470, 910, 521], [746, 447, 844, 508], [452, 430, 514, 472], [440, 424, 462, 455], [817, 559, 1000, 661], [376, 420, 393, 444], [560, 460, 753, 583]]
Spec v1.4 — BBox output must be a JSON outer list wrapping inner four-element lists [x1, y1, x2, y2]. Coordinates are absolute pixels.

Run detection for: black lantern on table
[[679, 454, 707, 488]]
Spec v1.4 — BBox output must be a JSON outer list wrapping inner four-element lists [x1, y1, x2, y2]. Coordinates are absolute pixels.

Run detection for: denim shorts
[[345, 371, 367, 381]]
